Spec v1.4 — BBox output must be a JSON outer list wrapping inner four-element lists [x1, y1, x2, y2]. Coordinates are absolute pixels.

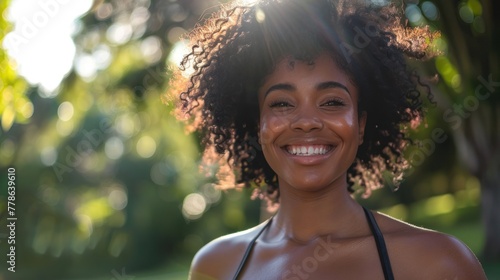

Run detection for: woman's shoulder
[[189, 221, 269, 280], [374, 211, 487, 279]]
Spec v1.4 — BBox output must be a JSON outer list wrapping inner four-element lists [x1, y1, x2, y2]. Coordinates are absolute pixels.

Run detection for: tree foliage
[[0, 0, 30, 132], [413, 0, 499, 261]]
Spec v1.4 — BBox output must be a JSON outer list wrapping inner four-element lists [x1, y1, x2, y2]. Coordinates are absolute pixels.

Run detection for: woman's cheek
[[259, 114, 288, 147], [326, 109, 356, 127]]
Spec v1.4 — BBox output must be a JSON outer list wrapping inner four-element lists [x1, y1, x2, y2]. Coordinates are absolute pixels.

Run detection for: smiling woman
[[171, 0, 487, 279], [257, 54, 365, 194], [177, 0, 433, 201]]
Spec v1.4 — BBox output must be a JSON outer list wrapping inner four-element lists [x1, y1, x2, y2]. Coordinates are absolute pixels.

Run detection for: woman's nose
[[289, 108, 324, 132]]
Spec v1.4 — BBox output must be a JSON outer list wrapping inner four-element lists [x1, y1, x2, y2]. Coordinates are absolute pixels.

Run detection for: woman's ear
[[358, 111, 367, 145]]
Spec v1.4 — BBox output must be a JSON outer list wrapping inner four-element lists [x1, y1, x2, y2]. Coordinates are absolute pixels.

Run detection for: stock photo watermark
[[336, 12, 396, 63], [110, 267, 135, 280], [4, 167, 17, 273], [281, 235, 339, 280], [406, 74, 499, 172], [443, 74, 499, 129]]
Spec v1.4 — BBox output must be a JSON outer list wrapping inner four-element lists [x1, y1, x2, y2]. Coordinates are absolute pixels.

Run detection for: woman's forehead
[[259, 53, 356, 91]]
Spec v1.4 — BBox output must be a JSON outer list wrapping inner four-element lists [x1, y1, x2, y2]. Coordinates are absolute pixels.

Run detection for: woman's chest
[[237, 237, 387, 280]]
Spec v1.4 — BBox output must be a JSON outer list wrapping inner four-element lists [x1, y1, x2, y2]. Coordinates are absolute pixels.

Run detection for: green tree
[[0, 0, 30, 132], [427, 0, 500, 261], [1, 0, 260, 278]]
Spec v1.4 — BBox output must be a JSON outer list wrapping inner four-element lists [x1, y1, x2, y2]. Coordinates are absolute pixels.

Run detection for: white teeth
[[286, 145, 331, 156]]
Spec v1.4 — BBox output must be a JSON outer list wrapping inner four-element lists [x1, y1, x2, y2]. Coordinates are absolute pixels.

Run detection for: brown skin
[[189, 54, 487, 280]]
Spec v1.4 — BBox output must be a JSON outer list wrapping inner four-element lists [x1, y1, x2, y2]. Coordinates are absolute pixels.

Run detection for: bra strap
[[363, 207, 395, 280], [232, 217, 273, 280]]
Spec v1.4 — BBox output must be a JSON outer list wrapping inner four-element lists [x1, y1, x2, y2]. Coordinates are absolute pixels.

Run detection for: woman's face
[[258, 53, 366, 193]]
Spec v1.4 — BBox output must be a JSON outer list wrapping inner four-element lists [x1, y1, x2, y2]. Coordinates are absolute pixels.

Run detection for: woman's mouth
[[284, 145, 334, 156]]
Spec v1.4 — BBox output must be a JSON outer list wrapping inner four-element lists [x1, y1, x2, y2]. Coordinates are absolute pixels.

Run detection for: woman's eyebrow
[[264, 81, 350, 97], [316, 81, 350, 95], [264, 83, 295, 97]]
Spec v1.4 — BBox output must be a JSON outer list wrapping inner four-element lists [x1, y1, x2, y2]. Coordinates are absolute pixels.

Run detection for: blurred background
[[0, 0, 498, 279]]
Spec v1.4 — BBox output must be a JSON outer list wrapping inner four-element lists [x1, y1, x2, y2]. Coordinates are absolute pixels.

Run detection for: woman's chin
[[281, 177, 345, 195]]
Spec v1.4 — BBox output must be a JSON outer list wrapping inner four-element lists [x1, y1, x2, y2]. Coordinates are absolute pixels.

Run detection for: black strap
[[363, 207, 395, 280], [232, 218, 273, 280]]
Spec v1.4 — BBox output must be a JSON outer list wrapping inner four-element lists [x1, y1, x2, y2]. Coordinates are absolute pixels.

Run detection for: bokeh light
[[75, 54, 98, 80], [421, 1, 439, 20], [40, 146, 58, 166], [57, 101, 74, 121], [140, 36, 163, 64], [106, 22, 133, 45], [108, 189, 128, 210], [405, 4, 423, 24], [136, 135, 157, 158], [115, 113, 139, 138], [459, 4, 474, 23], [105, 136, 125, 160], [56, 119, 75, 136], [182, 193, 207, 220]]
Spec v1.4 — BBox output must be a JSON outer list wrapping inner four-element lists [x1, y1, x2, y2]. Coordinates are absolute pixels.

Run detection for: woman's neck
[[267, 183, 366, 243]]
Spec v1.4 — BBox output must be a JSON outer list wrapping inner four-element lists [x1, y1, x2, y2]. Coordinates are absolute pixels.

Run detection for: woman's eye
[[269, 101, 292, 108], [323, 99, 345, 107]]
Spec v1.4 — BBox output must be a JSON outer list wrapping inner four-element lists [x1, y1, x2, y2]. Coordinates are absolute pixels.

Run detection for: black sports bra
[[232, 207, 395, 280]]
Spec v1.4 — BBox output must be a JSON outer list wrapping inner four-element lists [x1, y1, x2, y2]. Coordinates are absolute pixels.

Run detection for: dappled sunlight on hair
[[251, 188, 280, 213]]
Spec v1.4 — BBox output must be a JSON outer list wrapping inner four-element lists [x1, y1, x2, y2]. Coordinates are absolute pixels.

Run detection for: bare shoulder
[[188, 221, 268, 280], [374, 211, 487, 279]]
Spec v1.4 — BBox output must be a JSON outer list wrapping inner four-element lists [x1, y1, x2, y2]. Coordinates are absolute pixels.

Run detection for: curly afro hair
[[174, 0, 438, 201]]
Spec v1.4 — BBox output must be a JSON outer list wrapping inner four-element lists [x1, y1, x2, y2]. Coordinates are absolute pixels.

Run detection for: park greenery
[[0, 0, 498, 279]]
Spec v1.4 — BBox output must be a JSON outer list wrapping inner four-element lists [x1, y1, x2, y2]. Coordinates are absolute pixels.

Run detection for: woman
[[175, 0, 487, 279]]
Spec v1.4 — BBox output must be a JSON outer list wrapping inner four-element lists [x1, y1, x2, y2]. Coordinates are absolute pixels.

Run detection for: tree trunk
[[480, 157, 500, 261]]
